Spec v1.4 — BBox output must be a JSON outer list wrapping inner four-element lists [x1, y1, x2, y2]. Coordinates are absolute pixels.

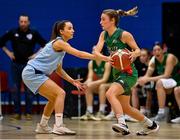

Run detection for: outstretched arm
[[53, 40, 95, 60]]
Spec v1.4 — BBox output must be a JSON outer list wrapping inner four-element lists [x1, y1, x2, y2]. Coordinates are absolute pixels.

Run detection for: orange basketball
[[111, 49, 131, 71]]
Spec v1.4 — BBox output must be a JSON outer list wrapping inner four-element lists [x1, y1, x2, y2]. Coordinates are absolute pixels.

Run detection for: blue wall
[[0, 0, 180, 70]]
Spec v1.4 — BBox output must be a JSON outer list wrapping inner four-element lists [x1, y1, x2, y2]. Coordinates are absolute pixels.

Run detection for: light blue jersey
[[28, 37, 65, 75], [22, 37, 66, 94]]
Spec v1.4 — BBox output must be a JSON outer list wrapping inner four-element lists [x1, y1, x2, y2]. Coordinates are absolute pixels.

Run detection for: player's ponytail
[[116, 6, 138, 17], [50, 21, 60, 40], [102, 6, 138, 27]]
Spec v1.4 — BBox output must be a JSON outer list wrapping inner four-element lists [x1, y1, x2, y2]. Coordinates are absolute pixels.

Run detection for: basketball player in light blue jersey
[[22, 20, 110, 135]]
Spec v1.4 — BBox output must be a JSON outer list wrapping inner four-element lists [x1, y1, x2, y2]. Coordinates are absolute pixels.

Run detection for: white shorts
[[22, 65, 49, 94], [160, 78, 177, 89]]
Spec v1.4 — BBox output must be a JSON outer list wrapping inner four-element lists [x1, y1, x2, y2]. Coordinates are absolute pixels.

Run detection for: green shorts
[[114, 73, 137, 96]]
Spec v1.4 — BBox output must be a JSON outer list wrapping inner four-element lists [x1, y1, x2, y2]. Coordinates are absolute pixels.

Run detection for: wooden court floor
[[0, 114, 180, 139]]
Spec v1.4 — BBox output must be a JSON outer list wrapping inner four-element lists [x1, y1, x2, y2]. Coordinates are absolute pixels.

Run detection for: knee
[[106, 91, 115, 100], [49, 100, 55, 106], [174, 87, 180, 95], [105, 91, 111, 99], [85, 88, 92, 95], [56, 90, 66, 99], [60, 90, 66, 97], [47, 94, 56, 103], [99, 84, 105, 93], [155, 79, 163, 89], [86, 82, 95, 91]]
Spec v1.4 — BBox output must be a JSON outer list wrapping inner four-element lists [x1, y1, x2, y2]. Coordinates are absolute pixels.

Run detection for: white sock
[[140, 108, 146, 114], [87, 106, 93, 113], [99, 104, 106, 113], [40, 115, 50, 126], [55, 113, 63, 127], [143, 116, 153, 127], [110, 110, 114, 115], [158, 108, 165, 114], [116, 114, 126, 125]]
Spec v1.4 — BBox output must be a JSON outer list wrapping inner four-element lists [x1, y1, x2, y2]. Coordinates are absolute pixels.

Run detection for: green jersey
[[92, 60, 105, 78], [92, 60, 113, 82], [104, 28, 138, 95], [155, 53, 180, 86]]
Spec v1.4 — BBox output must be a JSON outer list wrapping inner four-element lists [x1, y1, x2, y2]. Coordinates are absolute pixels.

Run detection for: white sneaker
[[171, 116, 180, 123], [96, 111, 106, 120], [0, 115, 3, 121], [35, 123, 52, 134], [112, 123, 130, 135], [103, 113, 115, 121], [80, 112, 101, 121], [52, 124, 76, 135], [136, 121, 159, 135]]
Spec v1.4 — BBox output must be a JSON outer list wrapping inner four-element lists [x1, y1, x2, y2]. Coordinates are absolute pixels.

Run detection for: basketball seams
[[119, 54, 124, 70], [112, 49, 131, 71]]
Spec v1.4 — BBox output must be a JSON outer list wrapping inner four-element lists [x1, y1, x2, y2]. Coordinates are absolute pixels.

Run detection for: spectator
[[0, 14, 46, 120], [132, 48, 154, 117], [138, 42, 180, 121], [80, 58, 113, 121], [171, 86, 180, 123]]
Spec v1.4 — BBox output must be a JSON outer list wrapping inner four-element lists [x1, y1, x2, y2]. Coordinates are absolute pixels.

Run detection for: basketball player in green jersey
[[138, 42, 180, 122], [93, 7, 159, 135], [80, 58, 113, 121]]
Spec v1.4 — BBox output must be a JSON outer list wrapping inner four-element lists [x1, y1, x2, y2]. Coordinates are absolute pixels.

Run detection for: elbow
[[93, 49, 98, 55], [93, 50, 100, 59]]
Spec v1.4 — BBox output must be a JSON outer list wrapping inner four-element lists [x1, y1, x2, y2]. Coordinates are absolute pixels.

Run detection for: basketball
[[111, 49, 131, 71]]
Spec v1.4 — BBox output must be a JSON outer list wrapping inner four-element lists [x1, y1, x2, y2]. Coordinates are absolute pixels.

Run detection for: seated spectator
[[80, 59, 113, 121], [96, 83, 116, 121], [138, 42, 180, 121], [132, 48, 154, 117], [171, 86, 180, 123]]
